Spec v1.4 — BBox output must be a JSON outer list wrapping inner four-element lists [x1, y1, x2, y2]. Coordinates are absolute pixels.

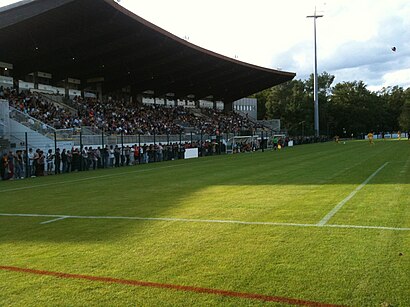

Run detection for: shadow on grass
[[0, 141, 408, 242]]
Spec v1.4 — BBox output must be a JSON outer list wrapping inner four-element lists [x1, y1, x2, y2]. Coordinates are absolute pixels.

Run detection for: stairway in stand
[[0, 137, 10, 153]]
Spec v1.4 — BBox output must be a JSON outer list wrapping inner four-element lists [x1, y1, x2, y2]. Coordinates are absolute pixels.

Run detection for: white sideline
[[317, 162, 389, 226], [0, 212, 409, 231]]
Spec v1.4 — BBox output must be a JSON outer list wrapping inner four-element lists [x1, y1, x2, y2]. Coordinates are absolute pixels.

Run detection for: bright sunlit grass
[[1, 140, 409, 306]]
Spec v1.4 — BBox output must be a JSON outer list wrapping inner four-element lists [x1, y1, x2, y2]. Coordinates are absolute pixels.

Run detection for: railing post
[[218, 134, 221, 155], [179, 132, 182, 159], [80, 129, 83, 171], [138, 133, 141, 164], [101, 129, 105, 168], [121, 130, 124, 166], [25, 132, 29, 177], [200, 130, 203, 157], [54, 131, 57, 174], [153, 130, 156, 163]]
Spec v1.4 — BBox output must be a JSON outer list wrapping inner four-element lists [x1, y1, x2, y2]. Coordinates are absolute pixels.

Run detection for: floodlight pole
[[307, 9, 323, 137]]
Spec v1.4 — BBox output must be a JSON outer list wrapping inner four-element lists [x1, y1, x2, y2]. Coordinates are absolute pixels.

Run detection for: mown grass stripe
[[317, 162, 389, 226], [0, 266, 347, 307]]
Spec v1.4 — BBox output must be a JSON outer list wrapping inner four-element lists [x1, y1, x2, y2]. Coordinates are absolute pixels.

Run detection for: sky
[[1, 0, 410, 91]]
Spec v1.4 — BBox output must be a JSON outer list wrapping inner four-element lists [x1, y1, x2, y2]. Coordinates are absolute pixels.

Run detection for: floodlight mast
[[307, 8, 323, 137]]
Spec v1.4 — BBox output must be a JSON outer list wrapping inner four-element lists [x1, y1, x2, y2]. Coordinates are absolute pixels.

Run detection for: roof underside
[[0, 0, 295, 102]]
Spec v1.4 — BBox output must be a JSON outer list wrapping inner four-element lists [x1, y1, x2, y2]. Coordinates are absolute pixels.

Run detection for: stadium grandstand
[[0, 0, 295, 179]]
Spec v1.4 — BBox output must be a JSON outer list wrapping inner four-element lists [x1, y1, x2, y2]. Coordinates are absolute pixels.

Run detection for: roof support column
[[33, 72, 38, 89], [224, 101, 233, 112], [96, 82, 103, 100], [64, 78, 69, 98], [130, 85, 141, 106]]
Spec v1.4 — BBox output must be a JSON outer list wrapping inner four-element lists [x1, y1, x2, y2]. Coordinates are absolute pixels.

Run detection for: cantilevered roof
[[0, 0, 295, 102]]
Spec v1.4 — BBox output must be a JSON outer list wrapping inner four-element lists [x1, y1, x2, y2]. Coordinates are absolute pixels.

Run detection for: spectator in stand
[[55, 148, 61, 174], [133, 144, 140, 164], [114, 145, 120, 167], [72, 148, 80, 171], [14, 150, 24, 179], [8, 91, 258, 137], [28, 148, 35, 177], [36, 150, 45, 176], [66, 150, 72, 173], [109, 145, 114, 167], [6, 151, 14, 179], [102, 145, 109, 168], [46, 149, 54, 175], [61, 149, 67, 173], [124, 145, 131, 166], [1, 153, 9, 180]]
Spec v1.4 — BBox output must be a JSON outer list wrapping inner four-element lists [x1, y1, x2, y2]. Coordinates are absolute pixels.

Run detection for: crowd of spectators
[[292, 135, 330, 145], [0, 87, 271, 181], [198, 108, 263, 135], [1, 140, 227, 180], [7, 89, 76, 129], [4, 89, 260, 135]]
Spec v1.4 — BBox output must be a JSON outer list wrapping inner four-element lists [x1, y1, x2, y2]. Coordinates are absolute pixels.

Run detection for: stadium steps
[[0, 137, 10, 153]]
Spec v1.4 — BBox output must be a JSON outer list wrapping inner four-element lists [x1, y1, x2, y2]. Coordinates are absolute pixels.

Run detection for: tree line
[[252, 72, 410, 137]]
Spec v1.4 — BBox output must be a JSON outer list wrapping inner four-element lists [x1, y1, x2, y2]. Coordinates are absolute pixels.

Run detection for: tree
[[328, 81, 384, 136], [265, 79, 312, 135], [399, 100, 410, 132], [251, 71, 408, 137], [308, 72, 335, 135], [377, 86, 408, 131], [263, 72, 335, 135], [251, 90, 269, 120]]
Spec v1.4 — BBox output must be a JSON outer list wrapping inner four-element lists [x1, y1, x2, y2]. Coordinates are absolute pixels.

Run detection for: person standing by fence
[[46, 149, 54, 175], [55, 148, 61, 174], [28, 148, 35, 177]]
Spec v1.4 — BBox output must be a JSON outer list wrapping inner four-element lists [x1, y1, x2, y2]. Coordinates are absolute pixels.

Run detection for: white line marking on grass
[[1, 212, 409, 231], [324, 224, 410, 231], [317, 162, 389, 226], [40, 216, 69, 224]]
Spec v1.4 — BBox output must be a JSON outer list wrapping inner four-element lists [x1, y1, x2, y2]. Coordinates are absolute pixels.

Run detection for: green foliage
[[257, 73, 408, 136], [399, 100, 410, 131]]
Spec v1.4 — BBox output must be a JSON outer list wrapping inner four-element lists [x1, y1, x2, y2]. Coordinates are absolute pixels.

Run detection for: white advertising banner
[[184, 148, 198, 159]]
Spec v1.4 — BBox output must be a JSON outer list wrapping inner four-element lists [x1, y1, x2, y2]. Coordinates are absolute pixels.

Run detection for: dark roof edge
[[104, 0, 296, 79], [0, 0, 74, 29], [0, 0, 35, 13]]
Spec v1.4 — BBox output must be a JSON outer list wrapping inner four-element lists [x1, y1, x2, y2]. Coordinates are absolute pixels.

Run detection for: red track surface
[[0, 266, 347, 307]]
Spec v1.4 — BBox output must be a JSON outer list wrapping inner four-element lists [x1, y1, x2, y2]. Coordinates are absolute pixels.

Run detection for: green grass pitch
[[1, 140, 409, 306]]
